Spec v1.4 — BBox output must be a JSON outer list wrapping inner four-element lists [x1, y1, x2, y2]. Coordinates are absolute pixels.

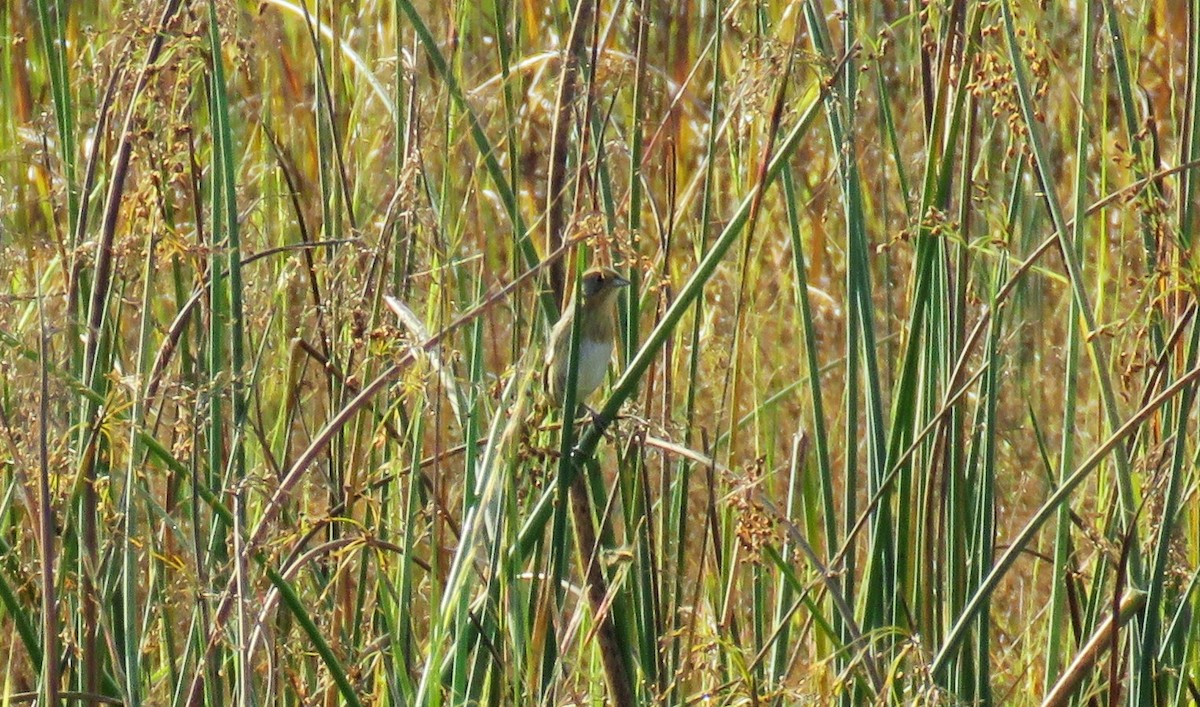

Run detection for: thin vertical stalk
[[1046, 0, 1097, 689], [36, 281, 59, 707]]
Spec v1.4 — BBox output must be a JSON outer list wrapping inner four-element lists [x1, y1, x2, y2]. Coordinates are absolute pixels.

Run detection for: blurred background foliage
[[0, 0, 1198, 704]]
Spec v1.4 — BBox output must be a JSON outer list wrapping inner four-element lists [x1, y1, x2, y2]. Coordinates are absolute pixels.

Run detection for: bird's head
[[577, 267, 630, 308]]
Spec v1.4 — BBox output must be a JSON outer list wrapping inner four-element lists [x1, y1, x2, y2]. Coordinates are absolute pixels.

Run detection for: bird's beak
[[612, 275, 631, 288]]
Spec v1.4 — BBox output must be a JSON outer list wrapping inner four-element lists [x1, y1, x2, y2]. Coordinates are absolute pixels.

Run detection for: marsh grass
[[1, 0, 1198, 704]]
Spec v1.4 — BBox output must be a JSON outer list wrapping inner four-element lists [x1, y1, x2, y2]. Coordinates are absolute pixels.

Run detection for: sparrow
[[544, 266, 630, 409]]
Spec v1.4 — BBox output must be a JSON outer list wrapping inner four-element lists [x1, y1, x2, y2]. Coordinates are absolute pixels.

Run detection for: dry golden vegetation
[[1, 0, 1198, 704]]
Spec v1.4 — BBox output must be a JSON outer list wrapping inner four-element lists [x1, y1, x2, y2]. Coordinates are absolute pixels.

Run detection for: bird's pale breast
[[573, 337, 614, 401], [549, 335, 614, 404]]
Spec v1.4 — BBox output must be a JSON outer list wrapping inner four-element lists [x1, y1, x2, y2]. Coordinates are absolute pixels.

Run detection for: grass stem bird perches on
[[544, 266, 635, 707]]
